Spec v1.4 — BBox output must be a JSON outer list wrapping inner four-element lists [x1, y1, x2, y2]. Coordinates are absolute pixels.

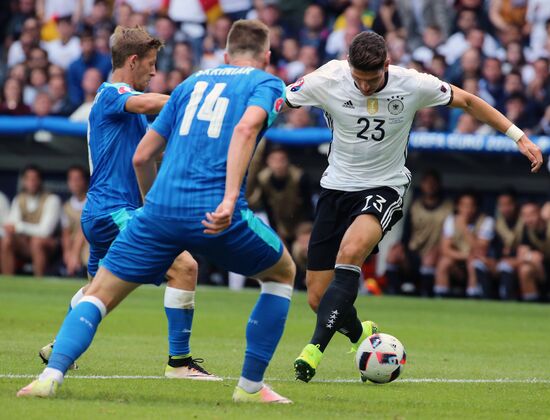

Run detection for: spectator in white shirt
[[1, 166, 61, 277], [44, 16, 82, 69]]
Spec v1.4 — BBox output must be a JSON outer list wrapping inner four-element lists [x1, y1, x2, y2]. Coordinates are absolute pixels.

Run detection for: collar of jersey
[[352, 71, 389, 96]]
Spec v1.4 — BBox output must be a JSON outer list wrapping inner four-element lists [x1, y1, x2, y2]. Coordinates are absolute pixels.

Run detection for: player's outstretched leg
[[295, 215, 382, 382], [38, 285, 87, 369], [17, 268, 138, 397], [163, 252, 220, 381], [232, 249, 295, 404]]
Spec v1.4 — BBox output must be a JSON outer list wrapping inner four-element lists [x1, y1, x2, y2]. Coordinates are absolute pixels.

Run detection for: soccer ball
[[355, 333, 406, 384]]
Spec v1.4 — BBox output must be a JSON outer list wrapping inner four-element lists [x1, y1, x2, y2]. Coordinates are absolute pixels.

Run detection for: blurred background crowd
[[0, 0, 549, 302]]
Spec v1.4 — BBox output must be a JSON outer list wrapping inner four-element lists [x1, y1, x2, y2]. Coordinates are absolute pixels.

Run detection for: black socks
[[310, 265, 361, 352]]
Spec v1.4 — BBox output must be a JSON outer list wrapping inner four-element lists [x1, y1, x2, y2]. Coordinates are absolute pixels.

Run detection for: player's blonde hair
[[226, 19, 270, 59], [110, 26, 164, 69]]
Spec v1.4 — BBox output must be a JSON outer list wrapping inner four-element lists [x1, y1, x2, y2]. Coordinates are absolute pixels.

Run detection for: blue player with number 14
[[18, 19, 296, 403]]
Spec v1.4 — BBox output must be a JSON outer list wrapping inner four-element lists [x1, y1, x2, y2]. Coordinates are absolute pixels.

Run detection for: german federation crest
[[387, 96, 404, 115]]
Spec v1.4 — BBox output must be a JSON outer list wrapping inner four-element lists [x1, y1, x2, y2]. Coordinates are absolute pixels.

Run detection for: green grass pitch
[[1, 276, 550, 419]]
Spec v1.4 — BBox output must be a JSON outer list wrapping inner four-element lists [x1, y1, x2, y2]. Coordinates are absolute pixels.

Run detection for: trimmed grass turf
[[1, 276, 549, 419]]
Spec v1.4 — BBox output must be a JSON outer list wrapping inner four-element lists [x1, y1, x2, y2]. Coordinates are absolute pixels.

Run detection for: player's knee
[[173, 252, 198, 281], [277, 257, 296, 286], [337, 243, 366, 264]]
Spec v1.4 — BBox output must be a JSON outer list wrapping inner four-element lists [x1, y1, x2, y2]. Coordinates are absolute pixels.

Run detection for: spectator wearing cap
[[66, 27, 111, 107], [1, 166, 61, 277], [44, 16, 82, 69]]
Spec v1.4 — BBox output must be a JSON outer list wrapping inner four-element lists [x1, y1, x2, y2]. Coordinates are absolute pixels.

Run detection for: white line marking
[[1, 374, 550, 384]]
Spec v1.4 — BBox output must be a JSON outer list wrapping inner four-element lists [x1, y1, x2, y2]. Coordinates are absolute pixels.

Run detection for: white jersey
[[285, 60, 452, 194]]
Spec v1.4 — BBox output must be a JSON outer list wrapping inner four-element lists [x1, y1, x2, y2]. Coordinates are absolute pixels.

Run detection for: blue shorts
[[101, 207, 284, 285], [81, 208, 135, 277]]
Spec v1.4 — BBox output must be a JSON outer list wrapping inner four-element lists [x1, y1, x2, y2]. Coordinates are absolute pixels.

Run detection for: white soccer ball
[[355, 333, 406, 384]]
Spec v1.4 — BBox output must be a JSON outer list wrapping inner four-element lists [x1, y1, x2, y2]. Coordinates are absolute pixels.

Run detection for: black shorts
[[307, 187, 404, 271]]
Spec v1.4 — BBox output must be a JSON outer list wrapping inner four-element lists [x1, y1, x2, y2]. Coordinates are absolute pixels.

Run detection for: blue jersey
[[83, 82, 147, 219], [147, 65, 285, 218]]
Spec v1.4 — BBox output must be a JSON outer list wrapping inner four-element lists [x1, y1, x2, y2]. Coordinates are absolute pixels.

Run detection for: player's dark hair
[[110, 25, 164, 69], [348, 32, 387, 72], [226, 19, 270, 59]]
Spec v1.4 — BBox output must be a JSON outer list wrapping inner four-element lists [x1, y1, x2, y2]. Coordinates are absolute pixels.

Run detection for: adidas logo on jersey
[[342, 100, 355, 109]]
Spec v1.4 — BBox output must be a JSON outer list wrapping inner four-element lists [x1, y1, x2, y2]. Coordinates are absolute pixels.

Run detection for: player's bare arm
[[133, 129, 166, 201], [125, 93, 169, 115], [448, 86, 543, 173], [202, 105, 267, 234]]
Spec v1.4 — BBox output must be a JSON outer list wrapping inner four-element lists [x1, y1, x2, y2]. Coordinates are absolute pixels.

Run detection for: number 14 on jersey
[[179, 81, 229, 139]]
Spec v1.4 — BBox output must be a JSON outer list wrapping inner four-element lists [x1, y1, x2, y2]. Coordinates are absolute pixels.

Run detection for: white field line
[[1, 374, 550, 384]]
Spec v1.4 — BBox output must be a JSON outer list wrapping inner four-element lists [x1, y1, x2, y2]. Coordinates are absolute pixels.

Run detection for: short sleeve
[[151, 91, 177, 140], [101, 85, 142, 116], [442, 214, 454, 238], [478, 217, 495, 241], [415, 71, 453, 109], [247, 75, 285, 127], [285, 65, 329, 109]]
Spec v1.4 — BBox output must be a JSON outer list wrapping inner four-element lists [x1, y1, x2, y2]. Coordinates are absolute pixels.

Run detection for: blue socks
[[240, 282, 292, 387], [164, 287, 195, 357], [48, 296, 106, 374]]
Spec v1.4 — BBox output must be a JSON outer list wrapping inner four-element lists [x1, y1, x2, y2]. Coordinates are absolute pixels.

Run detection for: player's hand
[[202, 199, 235, 235], [516, 136, 543, 173]]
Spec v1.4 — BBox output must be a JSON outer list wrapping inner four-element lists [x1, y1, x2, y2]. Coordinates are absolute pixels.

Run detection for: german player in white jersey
[[288, 31, 543, 382]]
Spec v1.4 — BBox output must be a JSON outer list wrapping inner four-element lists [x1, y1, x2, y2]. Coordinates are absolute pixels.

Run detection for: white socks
[[39, 367, 64, 384], [238, 377, 263, 394], [164, 287, 195, 309], [70, 287, 86, 310]]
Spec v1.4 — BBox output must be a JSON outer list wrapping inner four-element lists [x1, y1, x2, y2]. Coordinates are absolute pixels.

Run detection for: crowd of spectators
[[385, 170, 550, 302], [0, 1, 548, 300], [1, 0, 550, 132], [0, 165, 89, 278]]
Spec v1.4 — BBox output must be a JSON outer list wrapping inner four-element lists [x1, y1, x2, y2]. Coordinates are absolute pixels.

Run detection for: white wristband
[[505, 124, 524, 143]]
